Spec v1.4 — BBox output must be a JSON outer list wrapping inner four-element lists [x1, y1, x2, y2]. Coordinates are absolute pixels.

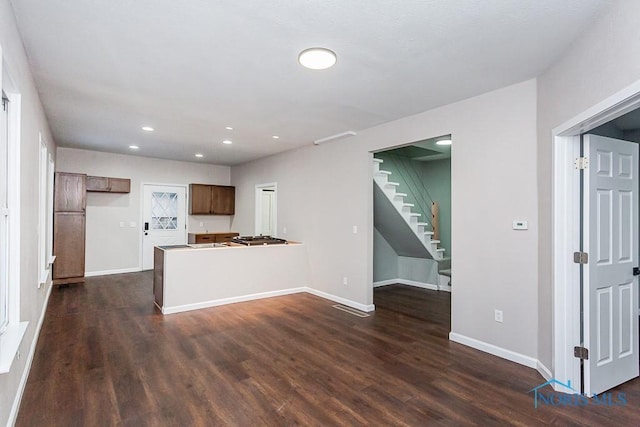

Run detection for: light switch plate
[[512, 220, 528, 230]]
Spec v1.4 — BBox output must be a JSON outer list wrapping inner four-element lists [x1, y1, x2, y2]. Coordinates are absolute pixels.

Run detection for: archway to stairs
[[371, 135, 452, 331]]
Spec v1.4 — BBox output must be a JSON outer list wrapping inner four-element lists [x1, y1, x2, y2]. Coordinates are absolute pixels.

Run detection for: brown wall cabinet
[[189, 184, 235, 215], [188, 232, 239, 244], [86, 176, 131, 193], [53, 172, 87, 285]]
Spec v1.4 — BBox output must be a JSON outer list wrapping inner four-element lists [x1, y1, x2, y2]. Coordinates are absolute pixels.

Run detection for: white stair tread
[[394, 193, 407, 198], [423, 230, 434, 235], [402, 203, 414, 207], [430, 240, 440, 244], [377, 170, 392, 175], [386, 182, 400, 186], [409, 213, 421, 217], [373, 158, 383, 163], [436, 248, 446, 252]]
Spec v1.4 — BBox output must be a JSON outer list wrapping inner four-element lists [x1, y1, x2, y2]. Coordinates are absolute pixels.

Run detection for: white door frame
[[254, 182, 277, 236], [139, 182, 188, 270], [552, 80, 640, 391]]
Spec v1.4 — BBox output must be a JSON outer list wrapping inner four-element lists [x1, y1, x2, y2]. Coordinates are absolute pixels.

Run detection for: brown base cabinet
[[188, 232, 239, 244], [53, 212, 86, 285]]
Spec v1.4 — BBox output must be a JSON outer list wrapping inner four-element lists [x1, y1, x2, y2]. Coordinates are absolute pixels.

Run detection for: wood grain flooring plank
[[15, 276, 640, 426]]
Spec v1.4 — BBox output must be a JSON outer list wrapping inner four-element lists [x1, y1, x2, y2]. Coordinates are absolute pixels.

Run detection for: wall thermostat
[[513, 220, 528, 230]]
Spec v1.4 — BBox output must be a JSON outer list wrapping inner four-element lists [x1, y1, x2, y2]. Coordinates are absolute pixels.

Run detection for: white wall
[[56, 148, 231, 274], [537, 0, 640, 370], [0, 0, 57, 424], [232, 79, 539, 359]]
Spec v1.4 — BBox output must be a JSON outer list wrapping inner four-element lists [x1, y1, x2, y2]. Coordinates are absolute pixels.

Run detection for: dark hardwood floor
[[16, 276, 639, 426]]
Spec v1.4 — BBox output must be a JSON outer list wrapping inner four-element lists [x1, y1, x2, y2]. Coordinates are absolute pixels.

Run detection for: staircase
[[373, 158, 445, 261]]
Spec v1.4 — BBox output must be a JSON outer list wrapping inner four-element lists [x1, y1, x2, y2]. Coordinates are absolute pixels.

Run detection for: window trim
[[0, 46, 27, 375]]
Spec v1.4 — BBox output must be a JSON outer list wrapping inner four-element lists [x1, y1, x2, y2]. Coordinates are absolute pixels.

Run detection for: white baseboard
[[373, 279, 399, 288], [449, 332, 538, 369], [162, 286, 376, 315], [374, 278, 448, 292], [536, 360, 553, 382], [305, 287, 375, 312], [85, 267, 141, 277], [162, 287, 308, 314], [8, 282, 53, 427]]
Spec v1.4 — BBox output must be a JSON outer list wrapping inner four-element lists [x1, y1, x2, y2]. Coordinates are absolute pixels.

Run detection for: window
[[151, 191, 178, 230], [0, 57, 27, 374], [47, 153, 54, 264], [37, 134, 53, 285], [0, 91, 8, 334]]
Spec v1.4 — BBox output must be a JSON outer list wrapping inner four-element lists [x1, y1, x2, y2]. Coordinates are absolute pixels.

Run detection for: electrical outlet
[[199, 222, 204, 227], [343, 277, 348, 285], [119, 221, 125, 228], [352, 225, 358, 234], [494, 309, 503, 323]]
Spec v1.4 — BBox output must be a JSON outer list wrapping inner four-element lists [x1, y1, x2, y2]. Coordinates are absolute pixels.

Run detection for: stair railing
[[383, 154, 437, 233]]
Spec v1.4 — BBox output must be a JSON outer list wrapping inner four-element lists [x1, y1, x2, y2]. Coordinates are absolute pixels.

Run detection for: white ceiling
[[10, 0, 608, 166]]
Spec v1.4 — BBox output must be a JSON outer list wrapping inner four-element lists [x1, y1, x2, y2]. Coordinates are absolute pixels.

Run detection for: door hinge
[[574, 346, 589, 360], [575, 157, 589, 170], [573, 252, 589, 264]]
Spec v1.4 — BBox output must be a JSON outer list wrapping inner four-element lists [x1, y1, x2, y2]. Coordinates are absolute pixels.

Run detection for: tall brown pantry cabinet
[[53, 172, 86, 285]]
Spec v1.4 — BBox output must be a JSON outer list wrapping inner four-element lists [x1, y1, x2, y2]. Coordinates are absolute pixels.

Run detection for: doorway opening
[[553, 82, 640, 395], [372, 134, 452, 334], [255, 183, 277, 236]]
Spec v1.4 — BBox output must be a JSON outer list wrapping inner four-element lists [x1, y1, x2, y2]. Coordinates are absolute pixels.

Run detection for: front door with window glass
[[142, 184, 186, 270]]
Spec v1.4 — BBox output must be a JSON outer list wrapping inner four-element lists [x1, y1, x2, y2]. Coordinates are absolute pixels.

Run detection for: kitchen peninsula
[[154, 239, 310, 314]]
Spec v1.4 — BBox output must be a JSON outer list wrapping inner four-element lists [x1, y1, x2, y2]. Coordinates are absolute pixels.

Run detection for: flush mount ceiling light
[[195, 153, 204, 158], [141, 126, 154, 132], [272, 135, 280, 139], [436, 139, 452, 146], [225, 126, 233, 130], [128, 145, 139, 150], [298, 47, 337, 70], [222, 140, 233, 145]]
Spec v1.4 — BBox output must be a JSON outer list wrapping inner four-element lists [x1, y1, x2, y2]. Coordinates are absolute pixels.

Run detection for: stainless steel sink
[[186, 243, 225, 249]]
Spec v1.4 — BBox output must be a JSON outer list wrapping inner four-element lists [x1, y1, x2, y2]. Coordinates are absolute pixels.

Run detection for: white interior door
[[255, 183, 277, 236], [142, 184, 186, 270], [260, 190, 275, 235], [583, 134, 639, 395]]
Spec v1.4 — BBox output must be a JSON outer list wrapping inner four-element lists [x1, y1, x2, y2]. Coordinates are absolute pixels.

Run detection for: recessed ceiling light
[[272, 135, 280, 139], [436, 139, 452, 146], [141, 126, 154, 132], [222, 140, 233, 145], [195, 153, 204, 158], [225, 126, 233, 130], [129, 145, 139, 150], [298, 47, 337, 70]]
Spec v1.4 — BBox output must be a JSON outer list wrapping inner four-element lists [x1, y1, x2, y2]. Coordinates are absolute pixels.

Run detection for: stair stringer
[[373, 159, 444, 261]]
